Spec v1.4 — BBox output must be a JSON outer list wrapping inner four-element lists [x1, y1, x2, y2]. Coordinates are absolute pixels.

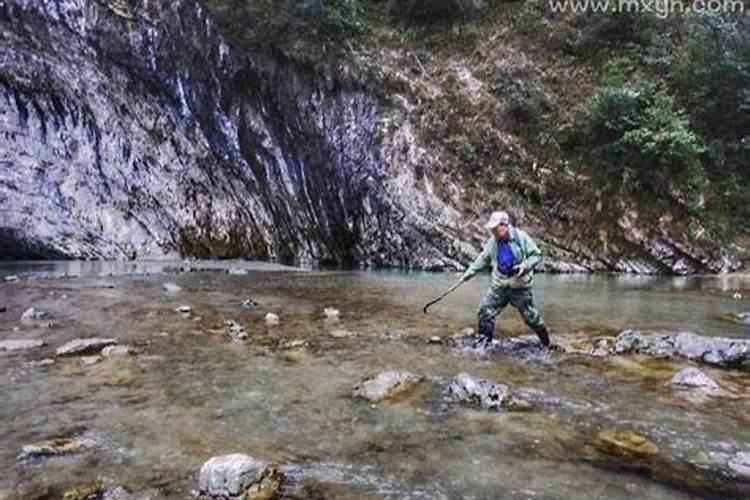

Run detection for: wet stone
[[162, 282, 182, 293], [199, 453, 278, 499], [354, 371, 421, 403], [175, 305, 192, 314], [80, 355, 102, 366], [447, 373, 511, 410], [56, 338, 118, 357], [102, 345, 135, 357], [264, 313, 280, 325], [614, 330, 750, 368], [4, 275, 19, 282], [0, 339, 46, 351], [21, 307, 47, 322], [594, 429, 659, 459], [729, 451, 750, 481], [18, 435, 96, 464], [242, 299, 259, 309], [224, 320, 248, 341], [667, 367, 722, 396], [323, 307, 340, 320], [63, 480, 103, 500]]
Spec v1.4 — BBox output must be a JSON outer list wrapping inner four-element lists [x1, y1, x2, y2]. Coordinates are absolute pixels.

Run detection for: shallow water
[[0, 262, 749, 499]]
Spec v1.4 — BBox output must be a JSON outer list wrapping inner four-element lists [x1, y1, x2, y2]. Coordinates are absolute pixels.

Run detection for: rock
[[162, 282, 182, 293], [667, 367, 722, 396], [224, 320, 248, 341], [447, 373, 510, 410], [56, 338, 118, 357], [594, 429, 659, 459], [176, 305, 192, 314], [102, 345, 135, 357], [733, 292, 743, 300], [18, 436, 96, 463], [80, 355, 102, 366], [4, 275, 20, 282], [428, 336, 442, 344], [245, 466, 282, 500], [242, 299, 259, 309], [329, 329, 356, 339], [0, 339, 46, 351], [264, 313, 280, 325], [728, 451, 750, 481], [198, 454, 270, 498], [323, 307, 340, 320], [20, 307, 47, 321], [614, 330, 750, 367], [737, 311, 750, 326], [228, 268, 248, 275], [27, 358, 55, 369], [63, 480, 103, 500], [280, 339, 308, 349], [354, 371, 421, 403]]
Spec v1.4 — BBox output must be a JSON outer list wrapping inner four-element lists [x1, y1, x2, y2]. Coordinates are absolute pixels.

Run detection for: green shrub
[[392, 0, 486, 24]]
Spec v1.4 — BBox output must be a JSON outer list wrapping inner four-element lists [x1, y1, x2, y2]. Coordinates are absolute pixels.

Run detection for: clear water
[[1, 262, 748, 499]]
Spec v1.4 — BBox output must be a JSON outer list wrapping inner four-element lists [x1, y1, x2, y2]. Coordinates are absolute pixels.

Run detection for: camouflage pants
[[477, 285, 546, 340]]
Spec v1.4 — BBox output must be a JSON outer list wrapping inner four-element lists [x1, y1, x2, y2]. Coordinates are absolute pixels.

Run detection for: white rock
[[162, 282, 182, 293], [198, 453, 266, 497], [264, 313, 280, 325], [323, 307, 340, 320], [21, 307, 47, 321], [102, 345, 135, 357], [0, 339, 46, 351], [729, 451, 750, 480], [175, 305, 192, 314], [79, 355, 102, 366], [4, 275, 19, 282], [56, 338, 117, 357]]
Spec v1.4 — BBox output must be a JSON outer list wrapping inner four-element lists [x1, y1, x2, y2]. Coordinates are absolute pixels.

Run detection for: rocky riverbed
[[1, 263, 749, 499]]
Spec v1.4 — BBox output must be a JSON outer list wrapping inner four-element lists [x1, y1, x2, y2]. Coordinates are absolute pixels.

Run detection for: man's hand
[[514, 263, 526, 277]]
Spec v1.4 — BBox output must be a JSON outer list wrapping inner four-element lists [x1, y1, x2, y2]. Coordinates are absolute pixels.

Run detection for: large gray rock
[[447, 373, 510, 410], [56, 338, 117, 357], [354, 371, 421, 402], [613, 330, 750, 368], [198, 454, 266, 498], [0, 339, 46, 351]]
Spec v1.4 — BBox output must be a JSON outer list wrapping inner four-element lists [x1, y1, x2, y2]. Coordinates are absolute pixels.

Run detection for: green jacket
[[461, 227, 543, 288]]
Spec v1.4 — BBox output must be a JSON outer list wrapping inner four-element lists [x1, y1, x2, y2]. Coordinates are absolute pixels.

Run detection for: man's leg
[[509, 287, 550, 347], [476, 285, 510, 344]]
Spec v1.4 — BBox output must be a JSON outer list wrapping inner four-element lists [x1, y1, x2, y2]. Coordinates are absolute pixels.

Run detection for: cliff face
[[0, 0, 742, 273], [0, 0, 471, 268]]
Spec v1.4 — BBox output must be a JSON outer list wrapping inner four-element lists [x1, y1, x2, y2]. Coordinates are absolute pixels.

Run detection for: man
[[460, 210, 552, 348]]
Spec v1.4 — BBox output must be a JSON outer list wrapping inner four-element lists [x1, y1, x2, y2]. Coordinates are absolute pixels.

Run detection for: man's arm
[[518, 232, 543, 274], [460, 238, 493, 281]]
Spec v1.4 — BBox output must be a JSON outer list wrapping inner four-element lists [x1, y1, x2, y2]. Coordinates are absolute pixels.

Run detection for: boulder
[[354, 371, 421, 403], [0, 339, 46, 351], [56, 338, 117, 357], [667, 367, 722, 396], [447, 373, 510, 410], [729, 451, 750, 481], [198, 454, 280, 499]]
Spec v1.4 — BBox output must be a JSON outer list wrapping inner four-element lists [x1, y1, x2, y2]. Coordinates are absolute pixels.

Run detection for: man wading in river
[[460, 210, 553, 348]]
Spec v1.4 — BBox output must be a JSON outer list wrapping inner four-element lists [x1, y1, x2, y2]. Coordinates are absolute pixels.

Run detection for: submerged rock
[[0, 339, 46, 351], [198, 453, 281, 499], [614, 330, 750, 368], [224, 320, 248, 341], [447, 373, 510, 410], [56, 338, 118, 357], [18, 436, 96, 463], [667, 367, 722, 397], [354, 371, 421, 403], [594, 428, 659, 459], [729, 451, 750, 481], [63, 480, 103, 500]]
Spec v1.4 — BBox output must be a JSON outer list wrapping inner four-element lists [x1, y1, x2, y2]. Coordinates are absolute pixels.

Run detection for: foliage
[[392, 0, 486, 24]]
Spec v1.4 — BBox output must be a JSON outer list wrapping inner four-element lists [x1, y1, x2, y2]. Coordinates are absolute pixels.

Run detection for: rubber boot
[[535, 326, 551, 347]]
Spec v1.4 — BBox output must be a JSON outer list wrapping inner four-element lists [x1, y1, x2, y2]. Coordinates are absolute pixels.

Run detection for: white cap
[[484, 211, 511, 230]]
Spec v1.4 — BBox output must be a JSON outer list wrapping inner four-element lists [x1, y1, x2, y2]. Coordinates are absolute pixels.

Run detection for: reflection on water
[[0, 262, 748, 499]]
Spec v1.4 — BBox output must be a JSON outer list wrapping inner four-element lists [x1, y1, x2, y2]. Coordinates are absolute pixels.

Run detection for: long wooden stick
[[423, 279, 464, 314]]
